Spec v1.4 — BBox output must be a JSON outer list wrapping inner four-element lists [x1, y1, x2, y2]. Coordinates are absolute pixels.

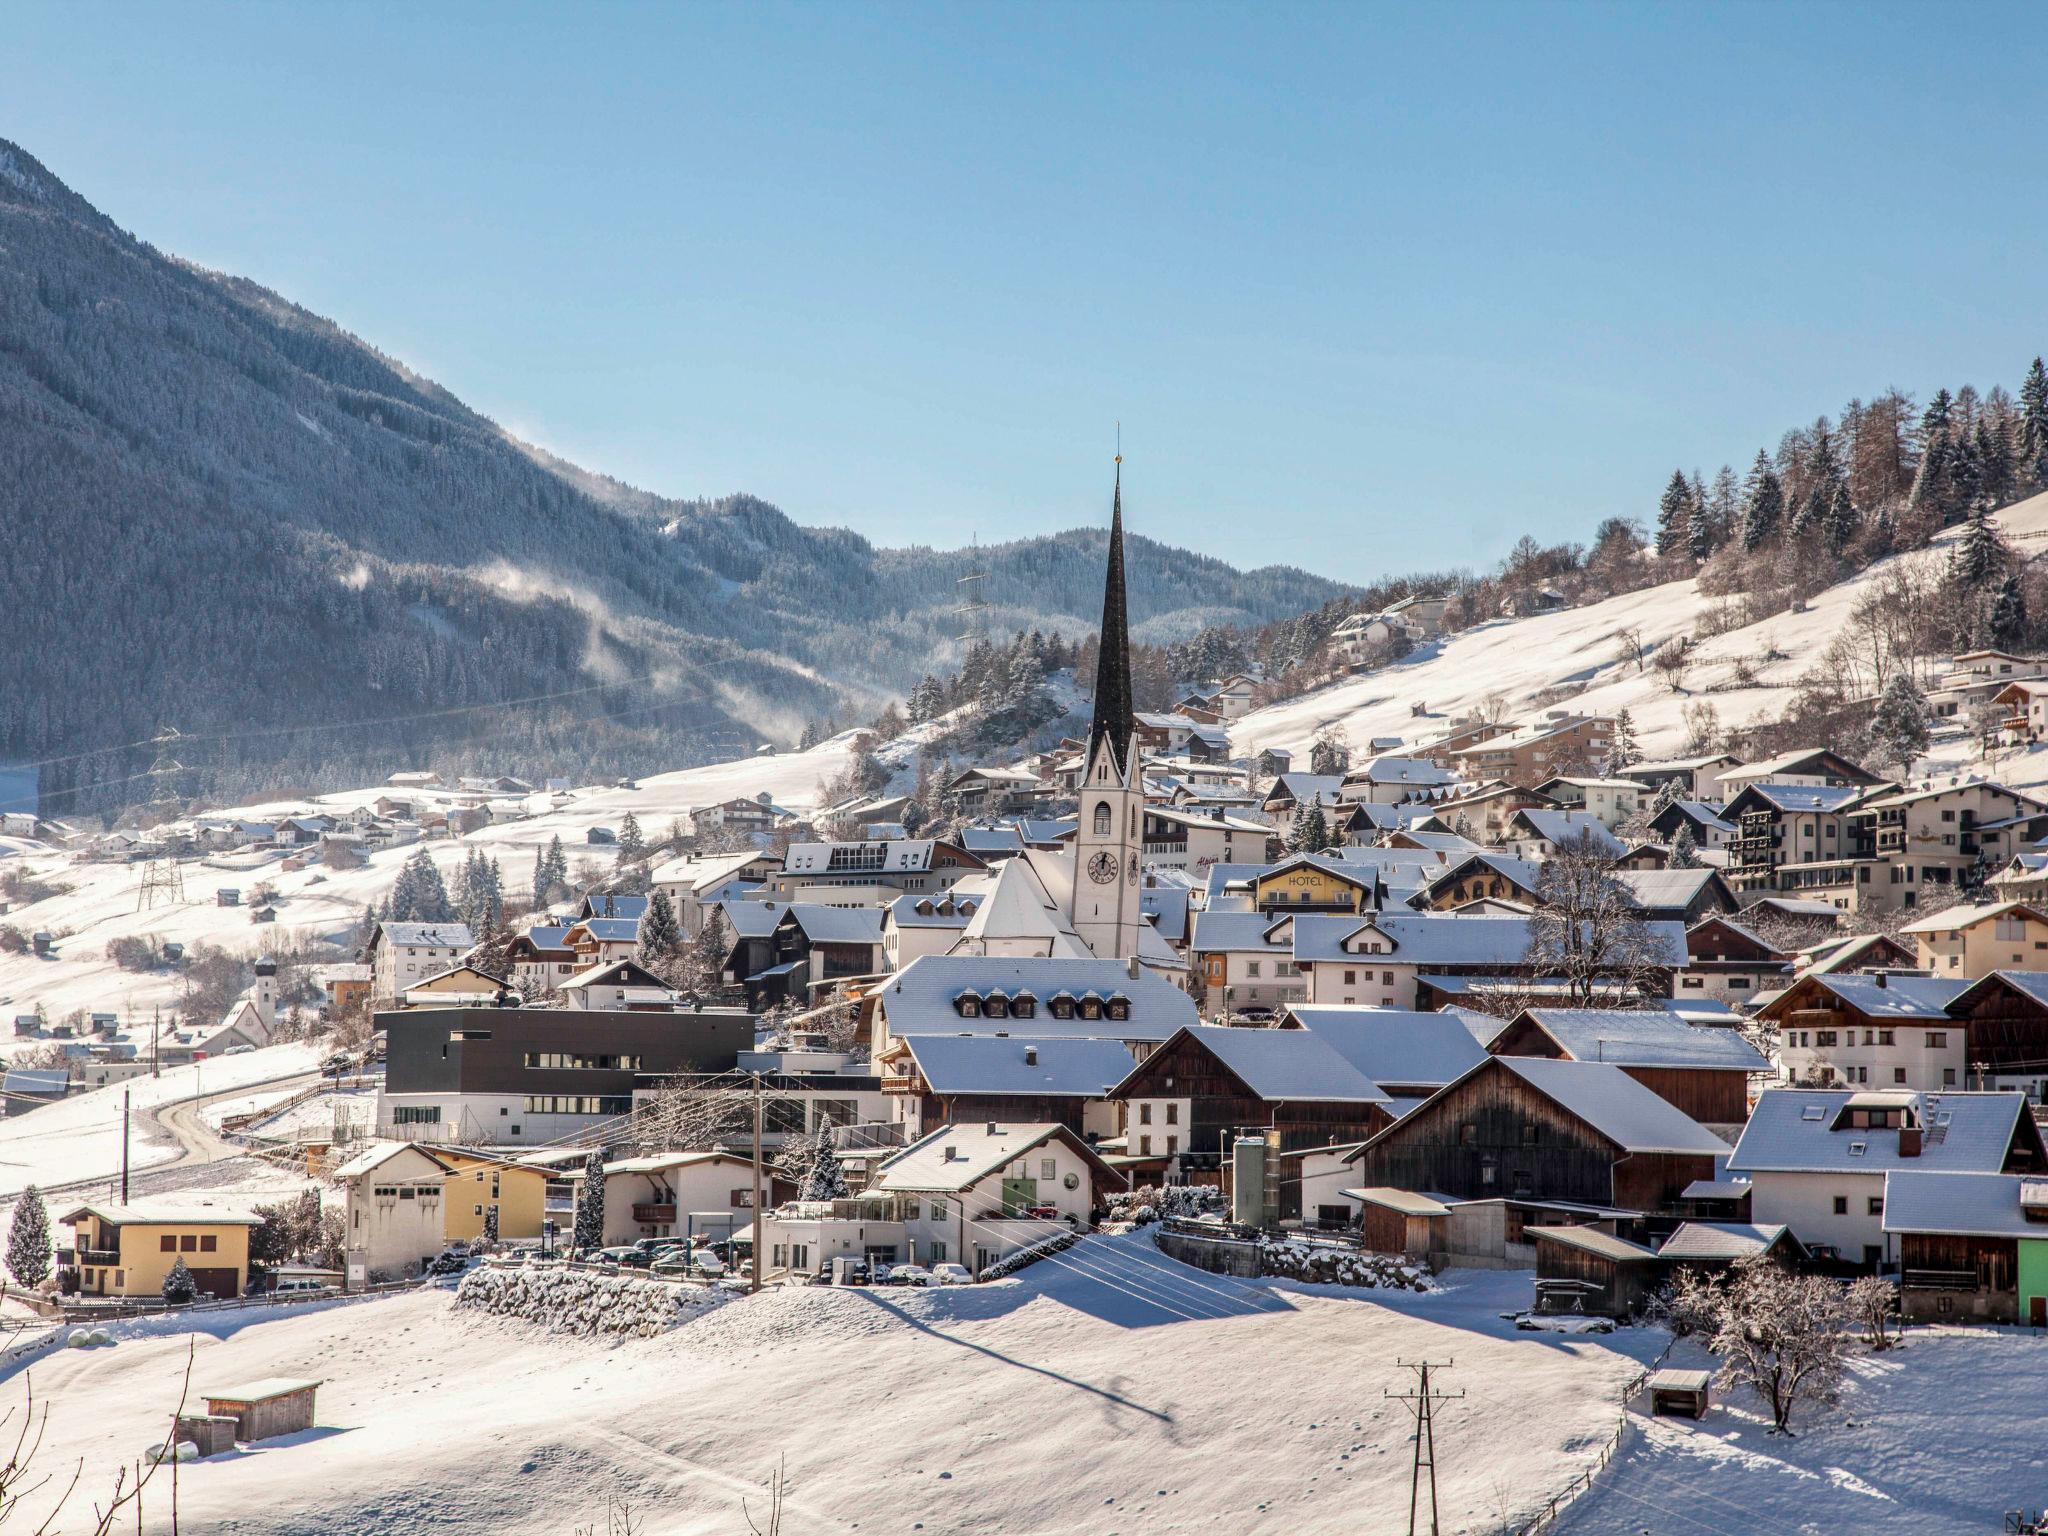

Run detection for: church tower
[[1070, 454, 1147, 965]]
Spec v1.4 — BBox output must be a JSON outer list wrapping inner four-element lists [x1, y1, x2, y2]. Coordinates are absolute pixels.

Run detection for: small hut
[[200, 1378, 320, 1443]]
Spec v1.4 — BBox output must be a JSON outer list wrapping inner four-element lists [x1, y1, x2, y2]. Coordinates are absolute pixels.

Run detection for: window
[[1040, 1158, 1057, 1180], [1166, 1135, 1179, 1153], [930, 1198, 947, 1219], [1894, 1067, 1907, 1083], [200, 1235, 216, 1253], [179, 1235, 198, 1252], [1459, 1123, 1476, 1146], [1140, 1103, 1152, 1125], [1928, 1032, 1947, 1049], [1165, 1103, 1179, 1126], [159, 1235, 176, 1253], [1382, 971, 1395, 986], [1140, 1135, 1153, 1156], [523, 1095, 633, 1116], [1343, 969, 1356, 985], [1879, 1030, 1894, 1046], [392, 1105, 441, 1125], [1868, 1197, 1884, 1216], [524, 1052, 643, 1071], [1093, 802, 1112, 836], [1944, 1068, 1957, 1086], [1833, 1196, 1848, 1215], [1246, 961, 1262, 979]]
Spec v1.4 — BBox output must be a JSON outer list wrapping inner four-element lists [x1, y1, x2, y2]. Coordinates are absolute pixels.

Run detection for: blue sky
[[5, 2, 2043, 580]]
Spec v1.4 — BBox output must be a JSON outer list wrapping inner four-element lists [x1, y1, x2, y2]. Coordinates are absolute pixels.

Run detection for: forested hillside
[[0, 141, 1347, 816]]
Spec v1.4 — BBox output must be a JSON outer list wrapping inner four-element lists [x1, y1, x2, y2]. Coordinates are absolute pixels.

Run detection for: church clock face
[[1087, 850, 1120, 885]]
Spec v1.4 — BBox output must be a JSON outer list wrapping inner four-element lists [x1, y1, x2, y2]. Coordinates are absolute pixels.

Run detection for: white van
[[272, 1278, 326, 1296]]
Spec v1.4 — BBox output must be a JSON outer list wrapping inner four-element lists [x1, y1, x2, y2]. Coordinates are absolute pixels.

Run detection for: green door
[[2019, 1238, 2048, 1324], [1001, 1177, 1038, 1214]]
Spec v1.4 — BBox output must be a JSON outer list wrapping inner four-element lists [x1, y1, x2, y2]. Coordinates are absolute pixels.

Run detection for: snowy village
[[8, 9, 2048, 1534]]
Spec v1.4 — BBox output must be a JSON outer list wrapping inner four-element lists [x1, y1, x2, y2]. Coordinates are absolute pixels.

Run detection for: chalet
[[1534, 777, 1647, 830], [1189, 910, 1305, 1017], [1111, 1025, 1393, 1190], [560, 917, 642, 968], [399, 964, 513, 1010], [560, 958, 679, 1012], [577, 1151, 793, 1248], [1427, 782, 1558, 844], [1500, 807, 1625, 860], [1450, 714, 1616, 784], [1720, 781, 1882, 900], [61, 1201, 264, 1301], [1412, 716, 1518, 770], [1647, 799, 1736, 852], [1251, 852, 1387, 915], [316, 963, 373, 1014], [575, 893, 651, 924], [1897, 900, 2048, 980], [730, 905, 886, 1008], [879, 1033, 1134, 1141], [1613, 867, 1737, 926], [504, 924, 579, 996], [1926, 650, 2048, 719], [1340, 756, 1458, 806], [1718, 748, 1885, 796], [1138, 806, 1277, 869], [868, 956, 1199, 1059], [1261, 773, 1345, 818], [1484, 1007, 1767, 1125], [1419, 854, 1543, 912], [1760, 972, 1969, 1091], [946, 766, 1048, 816], [1677, 915, 1787, 1008], [1859, 780, 2043, 878], [1727, 1087, 2046, 1266], [691, 794, 793, 838], [1346, 1055, 1729, 1213], [1988, 852, 2048, 906], [1881, 1170, 2048, 1324], [1621, 754, 1741, 800], [1944, 971, 2048, 1101], [650, 850, 782, 936], [368, 921, 475, 1003], [774, 839, 987, 899]]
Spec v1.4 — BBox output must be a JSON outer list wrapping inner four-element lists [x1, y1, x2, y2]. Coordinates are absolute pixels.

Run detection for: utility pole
[[1388, 1358, 1462, 1536], [750, 1071, 764, 1294], [121, 1088, 130, 1203]]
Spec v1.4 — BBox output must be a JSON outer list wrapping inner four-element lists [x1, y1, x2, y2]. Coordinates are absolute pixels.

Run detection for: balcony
[[78, 1247, 119, 1267], [632, 1202, 677, 1225]]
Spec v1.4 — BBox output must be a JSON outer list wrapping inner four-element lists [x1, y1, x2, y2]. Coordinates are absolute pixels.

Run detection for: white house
[[336, 1141, 450, 1286], [874, 1121, 1125, 1273], [369, 921, 475, 1004], [579, 1151, 785, 1248]]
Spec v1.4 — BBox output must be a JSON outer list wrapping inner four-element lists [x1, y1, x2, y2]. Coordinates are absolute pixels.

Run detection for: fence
[[59, 1275, 418, 1324], [1513, 1350, 1673, 1534]]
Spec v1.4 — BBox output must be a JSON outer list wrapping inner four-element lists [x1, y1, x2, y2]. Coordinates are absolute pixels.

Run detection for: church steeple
[[1088, 455, 1135, 777]]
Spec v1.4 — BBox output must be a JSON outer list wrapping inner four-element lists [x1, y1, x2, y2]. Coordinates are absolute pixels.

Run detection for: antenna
[[955, 534, 990, 648]]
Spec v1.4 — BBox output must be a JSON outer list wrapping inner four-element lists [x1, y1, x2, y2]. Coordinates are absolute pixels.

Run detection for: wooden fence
[[60, 1275, 418, 1324], [1513, 1349, 1674, 1534]]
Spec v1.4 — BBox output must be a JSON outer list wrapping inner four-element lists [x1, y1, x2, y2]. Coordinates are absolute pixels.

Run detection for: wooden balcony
[[633, 1203, 677, 1225], [78, 1247, 119, 1267]]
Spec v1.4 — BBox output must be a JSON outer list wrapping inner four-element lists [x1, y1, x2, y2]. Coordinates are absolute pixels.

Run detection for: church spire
[[1089, 453, 1135, 776]]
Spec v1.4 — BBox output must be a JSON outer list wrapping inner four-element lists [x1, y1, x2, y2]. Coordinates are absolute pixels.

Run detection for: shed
[[200, 1378, 320, 1443], [1532, 1225, 1664, 1318], [1645, 1368, 1713, 1418]]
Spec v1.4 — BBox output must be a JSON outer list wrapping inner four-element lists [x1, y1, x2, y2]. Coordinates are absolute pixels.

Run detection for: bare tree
[[1652, 639, 1691, 693], [1844, 1275, 1899, 1352], [632, 1069, 756, 1155], [1705, 1256, 1849, 1434], [1526, 830, 1669, 1005]]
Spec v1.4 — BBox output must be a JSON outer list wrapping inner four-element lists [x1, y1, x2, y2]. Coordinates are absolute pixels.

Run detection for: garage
[[187, 1268, 241, 1300]]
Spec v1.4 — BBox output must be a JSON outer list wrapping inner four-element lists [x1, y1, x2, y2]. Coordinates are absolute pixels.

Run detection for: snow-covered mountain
[[1233, 488, 2048, 791]]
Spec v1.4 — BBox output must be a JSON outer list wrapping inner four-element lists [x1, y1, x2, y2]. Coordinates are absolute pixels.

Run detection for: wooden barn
[[1532, 1225, 1664, 1317], [201, 1378, 320, 1443], [1345, 1055, 1729, 1215], [1947, 970, 2048, 1100], [1485, 1008, 1767, 1124]]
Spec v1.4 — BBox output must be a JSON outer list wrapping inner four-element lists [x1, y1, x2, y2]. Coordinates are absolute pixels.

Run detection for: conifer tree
[[386, 847, 455, 924], [161, 1257, 197, 1304], [2020, 357, 2048, 490], [573, 1148, 607, 1254], [1608, 708, 1640, 771], [1955, 513, 2007, 587], [1990, 573, 2028, 651], [1668, 824, 1700, 870], [1741, 453, 1783, 551], [5, 1186, 50, 1287], [1655, 470, 1693, 559], [638, 887, 683, 970], [617, 812, 645, 862], [1869, 672, 1931, 774], [799, 1137, 848, 1202], [482, 1204, 499, 1247], [1821, 480, 1859, 557]]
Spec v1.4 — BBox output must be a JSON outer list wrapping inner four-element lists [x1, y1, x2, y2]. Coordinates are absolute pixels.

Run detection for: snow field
[[10, 1234, 1666, 1535]]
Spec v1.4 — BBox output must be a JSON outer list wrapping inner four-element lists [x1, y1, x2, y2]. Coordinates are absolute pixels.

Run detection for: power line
[[1388, 1358, 1461, 1536]]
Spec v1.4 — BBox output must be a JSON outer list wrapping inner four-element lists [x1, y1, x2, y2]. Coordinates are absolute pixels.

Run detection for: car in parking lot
[[929, 1262, 972, 1286], [888, 1264, 931, 1287]]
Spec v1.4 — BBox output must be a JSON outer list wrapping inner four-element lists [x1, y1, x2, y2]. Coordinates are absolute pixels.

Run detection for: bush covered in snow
[[1256, 1239, 1431, 1292], [980, 1230, 1078, 1281], [455, 1264, 727, 1337], [1103, 1183, 1225, 1232]]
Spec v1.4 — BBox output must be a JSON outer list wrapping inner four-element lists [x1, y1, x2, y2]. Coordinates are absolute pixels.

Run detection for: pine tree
[[573, 1148, 607, 1254], [1741, 453, 1783, 551], [386, 848, 454, 924], [1608, 708, 1640, 771], [638, 887, 683, 969], [1822, 480, 1859, 557], [798, 719, 820, 751], [482, 1203, 499, 1247], [617, 812, 645, 862], [533, 834, 568, 904], [799, 1137, 848, 1202], [1869, 672, 1931, 774], [1990, 572, 2028, 651], [1955, 514, 2007, 586], [1668, 824, 1700, 870], [1301, 804, 1329, 853], [1655, 470, 1693, 559], [532, 843, 551, 907], [5, 1186, 50, 1287], [2020, 357, 2048, 490], [161, 1257, 197, 1304]]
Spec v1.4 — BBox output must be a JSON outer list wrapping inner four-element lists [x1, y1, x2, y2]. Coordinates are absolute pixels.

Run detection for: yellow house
[[1899, 900, 2048, 979], [1252, 854, 1378, 915], [437, 1149, 550, 1242], [62, 1202, 262, 1300]]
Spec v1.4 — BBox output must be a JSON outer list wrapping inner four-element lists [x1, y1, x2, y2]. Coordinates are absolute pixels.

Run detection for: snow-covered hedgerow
[[979, 1230, 1078, 1281], [455, 1265, 727, 1337], [1102, 1183, 1227, 1232], [1256, 1239, 1432, 1292]]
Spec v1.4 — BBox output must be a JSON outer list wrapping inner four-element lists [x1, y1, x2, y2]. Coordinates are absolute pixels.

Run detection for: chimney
[[1127, 954, 1141, 981], [943, 1145, 957, 1162], [986, 1121, 998, 1136], [1024, 1045, 1038, 1066], [1875, 972, 1888, 989], [1899, 1125, 1923, 1157]]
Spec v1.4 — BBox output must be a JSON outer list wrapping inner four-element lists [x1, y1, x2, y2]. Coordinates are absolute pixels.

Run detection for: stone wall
[[455, 1265, 727, 1337]]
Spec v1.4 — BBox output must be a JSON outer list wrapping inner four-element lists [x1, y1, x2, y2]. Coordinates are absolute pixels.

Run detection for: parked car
[[689, 1250, 728, 1277], [271, 1277, 326, 1295], [591, 1246, 639, 1267], [929, 1263, 972, 1286], [1017, 1205, 1059, 1220], [222, 1044, 255, 1057], [889, 1264, 931, 1287]]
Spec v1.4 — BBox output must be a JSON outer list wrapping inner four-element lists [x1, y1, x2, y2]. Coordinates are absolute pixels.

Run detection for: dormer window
[[916, 899, 935, 916], [1106, 995, 1131, 1021], [985, 993, 1010, 1018], [1049, 993, 1076, 1020], [1012, 993, 1037, 1018], [955, 993, 982, 1018], [1080, 994, 1103, 1020]]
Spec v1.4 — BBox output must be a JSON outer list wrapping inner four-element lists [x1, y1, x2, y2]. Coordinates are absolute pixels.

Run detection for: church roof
[[1087, 459, 1136, 779]]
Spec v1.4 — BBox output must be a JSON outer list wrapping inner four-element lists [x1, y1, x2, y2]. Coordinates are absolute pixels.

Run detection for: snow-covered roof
[[1784, 973, 1967, 1020], [1143, 1025, 1388, 1104], [515, 925, 576, 953], [1346, 755, 1456, 788], [953, 858, 1092, 959], [331, 1140, 450, 1181], [1896, 900, 2047, 936], [1506, 808, 1625, 855], [876, 1122, 1121, 1194], [1188, 910, 1292, 954], [784, 840, 942, 874], [1880, 1170, 2048, 1239], [650, 849, 780, 892], [1289, 912, 1544, 966], [1614, 868, 1727, 912], [887, 892, 981, 929], [1657, 1221, 1798, 1262], [784, 905, 886, 946], [1424, 853, 1541, 894], [567, 917, 641, 943], [60, 1201, 266, 1227], [1732, 781, 1873, 814], [1531, 1225, 1659, 1262], [1283, 1006, 1488, 1088], [715, 900, 791, 939], [877, 956, 1198, 1042], [1270, 772, 1345, 806], [378, 922, 475, 950], [1728, 1089, 2030, 1175], [898, 1035, 1136, 1098], [1497, 1057, 1730, 1154], [1513, 1009, 1767, 1072]]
